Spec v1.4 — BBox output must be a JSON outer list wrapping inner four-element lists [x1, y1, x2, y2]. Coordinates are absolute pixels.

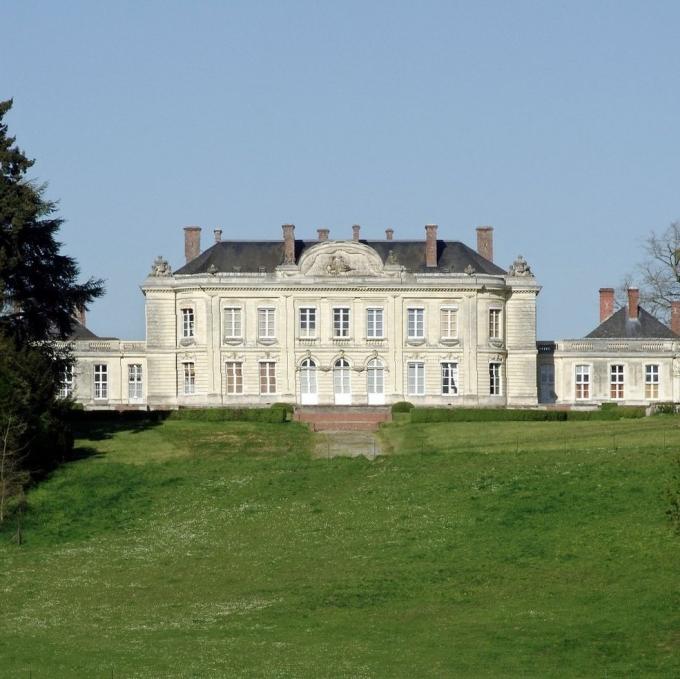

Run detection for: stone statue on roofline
[[508, 255, 533, 277], [150, 256, 172, 277]]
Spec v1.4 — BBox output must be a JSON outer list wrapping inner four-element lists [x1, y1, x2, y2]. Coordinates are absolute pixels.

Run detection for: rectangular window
[[610, 364, 624, 399], [441, 362, 458, 395], [59, 364, 75, 399], [366, 308, 384, 338], [225, 361, 243, 394], [407, 362, 425, 395], [299, 307, 317, 338], [645, 364, 659, 399], [94, 364, 108, 400], [333, 307, 350, 338], [258, 307, 275, 339], [440, 307, 458, 339], [489, 308, 501, 340], [489, 362, 502, 395], [259, 362, 276, 394], [407, 308, 424, 339], [128, 364, 143, 400], [575, 365, 590, 400], [183, 362, 195, 395], [223, 307, 242, 339], [181, 308, 195, 338]]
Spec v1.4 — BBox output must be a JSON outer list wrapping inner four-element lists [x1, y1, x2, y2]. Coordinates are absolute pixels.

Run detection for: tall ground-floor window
[[575, 365, 590, 400], [260, 361, 276, 394], [60, 364, 75, 399], [183, 362, 195, 395], [407, 362, 425, 395], [610, 364, 624, 399], [94, 364, 108, 400], [225, 361, 243, 394], [645, 364, 659, 399], [128, 364, 143, 400], [441, 362, 458, 395], [489, 362, 501, 396], [300, 358, 317, 394], [367, 358, 384, 394]]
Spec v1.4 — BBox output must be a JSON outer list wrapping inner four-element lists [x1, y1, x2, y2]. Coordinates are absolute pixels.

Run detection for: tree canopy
[[0, 98, 103, 342]]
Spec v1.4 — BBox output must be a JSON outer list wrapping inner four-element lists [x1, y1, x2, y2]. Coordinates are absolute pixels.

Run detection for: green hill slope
[[1, 417, 679, 678]]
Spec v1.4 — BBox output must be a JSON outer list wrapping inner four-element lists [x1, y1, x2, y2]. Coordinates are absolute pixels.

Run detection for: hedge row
[[67, 407, 289, 424], [168, 407, 287, 423], [410, 406, 646, 423]]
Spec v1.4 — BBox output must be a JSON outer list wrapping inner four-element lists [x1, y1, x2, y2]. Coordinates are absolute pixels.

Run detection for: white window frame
[[366, 307, 384, 339], [407, 307, 425, 340], [60, 364, 75, 399], [575, 364, 590, 400], [489, 307, 502, 340], [299, 306, 317, 338], [440, 306, 458, 340], [367, 358, 384, 394], [259, 361, 277, 395], [225, 361, 243, 395], [441, 362, 459, 395], [181, 308, 195, 339], [128, 364, 143, 401], [610, 364, 624, 400], [645, 364, 659, 400], [333, 307, 350, 338], [183, 362, 195, 395], [94, 364, 108, 400], [407, 362, 425, 396], [258, 307, 276, 340], [223, 306, 243, 340], [489, 362, 502, 396], [300, 358, 318, 395]]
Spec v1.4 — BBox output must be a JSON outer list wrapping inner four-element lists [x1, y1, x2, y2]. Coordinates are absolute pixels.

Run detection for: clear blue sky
[[3, 1, 679, 340]]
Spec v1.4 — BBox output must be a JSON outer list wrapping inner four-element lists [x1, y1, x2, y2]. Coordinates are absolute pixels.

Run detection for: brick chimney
[[385, 228, 394, 241], [599, 288, 615, 322], [352, 224, 361, 241], [214, 228, 222, 243], [74, 305, 86, 327], [282, 224, 295, 264], [628, 288, 640, 320], [184, 226, 201, 263], [317, 228, 329, 241], [476, 226, 494, 262], [671, 301, 680, 336], [425, 224, 438, 268]]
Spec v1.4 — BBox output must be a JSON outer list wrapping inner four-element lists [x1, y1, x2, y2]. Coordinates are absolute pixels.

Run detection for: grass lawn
[[1, 415, 679, 678]]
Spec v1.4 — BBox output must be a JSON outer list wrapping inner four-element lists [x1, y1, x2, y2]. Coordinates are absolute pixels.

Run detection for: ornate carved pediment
[[298, 242, 385, 277]]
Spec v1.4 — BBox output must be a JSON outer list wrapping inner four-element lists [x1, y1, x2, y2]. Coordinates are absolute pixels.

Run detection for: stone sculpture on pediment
[[508, 255, 533, 277], [298, 241, 386, 277], [150, 256, 172, 277]]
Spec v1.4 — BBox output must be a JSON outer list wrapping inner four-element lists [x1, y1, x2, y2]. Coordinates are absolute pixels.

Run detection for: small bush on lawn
[[654, 402, 678, 415], [391, 401, 415, 413], [169, 408, 286, 423]]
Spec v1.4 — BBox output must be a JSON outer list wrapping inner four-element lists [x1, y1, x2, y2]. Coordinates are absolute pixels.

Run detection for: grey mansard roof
[[174, 240, 506, 276], [585, 306, 677, 339]]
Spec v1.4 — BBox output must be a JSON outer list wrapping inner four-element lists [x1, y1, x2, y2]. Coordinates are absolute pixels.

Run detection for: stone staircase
[[294, 406, 392, 432]]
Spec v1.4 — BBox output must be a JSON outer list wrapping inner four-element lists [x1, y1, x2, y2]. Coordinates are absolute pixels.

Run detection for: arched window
[[333, 358, 351, 394], [367, 358, 384, 395], [300, 358, 317, 395]]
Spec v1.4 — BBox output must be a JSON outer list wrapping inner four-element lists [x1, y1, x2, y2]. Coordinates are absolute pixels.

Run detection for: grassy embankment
[[1, 415, 679, 678]]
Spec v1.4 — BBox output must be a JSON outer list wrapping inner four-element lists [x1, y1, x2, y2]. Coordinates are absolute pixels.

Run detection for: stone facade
[[65, 224, 680, 410]]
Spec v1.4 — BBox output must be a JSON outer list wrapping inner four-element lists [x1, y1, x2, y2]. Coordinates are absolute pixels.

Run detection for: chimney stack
[[671, 301, 680, 336], [74, 305, 86, 327], [282, 224, 296, 264], [214, 228, 222, 243], [385, 228, 394, 241], [184, 226, 201, 263], [476, 226, 494, 262], [352, 224, 361, 241], [599, 288, 615, 322], [628, 288, 640, 320], [317, 228, 329, 241], [425, 224, 438, 267]]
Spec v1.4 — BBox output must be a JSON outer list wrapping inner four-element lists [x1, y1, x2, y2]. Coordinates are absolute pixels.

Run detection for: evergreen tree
[[0, 99, 102, 522]]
